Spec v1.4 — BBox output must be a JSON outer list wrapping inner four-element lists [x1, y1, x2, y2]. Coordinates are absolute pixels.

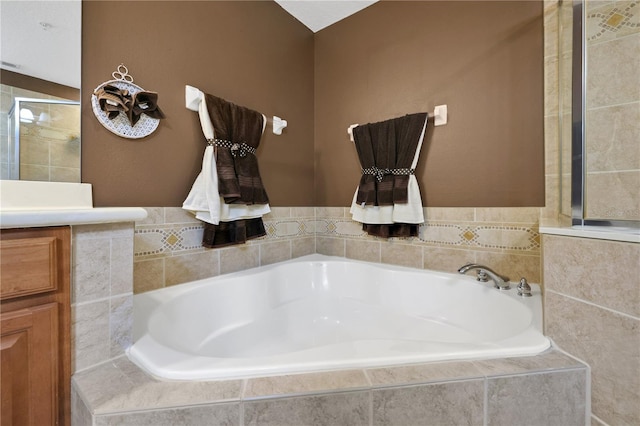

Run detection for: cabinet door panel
[[1, 303, 59, 426], [0, 237, 58, 300]]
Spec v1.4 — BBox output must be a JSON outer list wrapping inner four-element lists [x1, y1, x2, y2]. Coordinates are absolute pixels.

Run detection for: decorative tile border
[[134, 208, 316, 261], [133, 207, 542, 293], [135, 220, 540, 258], [587, 1, 639, 42]]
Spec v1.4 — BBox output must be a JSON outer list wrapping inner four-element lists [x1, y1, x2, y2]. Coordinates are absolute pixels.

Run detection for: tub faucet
[[458, 263, 511, 290]]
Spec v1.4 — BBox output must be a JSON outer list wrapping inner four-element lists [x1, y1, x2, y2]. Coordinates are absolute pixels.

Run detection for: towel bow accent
[[362, 166, 415, 182], [207, 138, 257, 157]]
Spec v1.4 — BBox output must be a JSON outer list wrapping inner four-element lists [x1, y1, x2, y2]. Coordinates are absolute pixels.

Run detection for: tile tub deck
[[72, 348, 589, 425]]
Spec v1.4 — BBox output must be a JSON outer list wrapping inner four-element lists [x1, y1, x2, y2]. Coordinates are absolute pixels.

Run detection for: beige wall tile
[[73, 300, 110, 372], [475, 207, 541, 224], [541, 175, 561, 225], [586, 102, 640, 172], [559, 50, 573, 114], [545, 291, 640, 425], [587, 34, 640, 108], [110, 237, 134, 296], [292, 237, 315, 258], [543, 235, 640, 316], [245, 370, 369, 398], [71, 387, 93, 426], [110, 295, 132, 358], [94, 403, 240, 426], [545, 54, 560, 116], [20, 164, 49, 181], [133, 258, 164, 294], [291, 207, 315, 217], [372, 381, 484, 426], [264, 207, 292, 219], [50, 138, 80, 168], [244, 392, 369, 426], [585, 170, 640, 220], [487, 370, 587, 426], [136, 207, 164, 225], [164, 207, 200, 224], [544, 0, 559, 58], [381, 242, 422, 269], [424, 207, 475, 222], [475, 251, 541, 283], [315, 207, 346, 218], [260, 240, 292, 266], [75, 357, 242, 415], [50, 166, 80, 183], [73, 238, 111, 303], [316, 236, 345, 257], [74, 223, 133, 240], [165, 251, 219, 286], [345, 239, 381, 263], [545, 114, 560, 175], [473, 350, 585, 376], [219, 245, 259, 275], [367, 361, 482, 387], [423, 246, 475, 274]]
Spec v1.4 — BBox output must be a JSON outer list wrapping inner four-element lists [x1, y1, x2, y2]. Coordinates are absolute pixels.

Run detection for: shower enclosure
[[6, 98, 80, 182], [561, 0, 640, 229]]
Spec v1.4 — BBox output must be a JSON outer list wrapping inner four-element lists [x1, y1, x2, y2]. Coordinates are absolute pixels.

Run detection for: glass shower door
[[6, 98, 81, 182]]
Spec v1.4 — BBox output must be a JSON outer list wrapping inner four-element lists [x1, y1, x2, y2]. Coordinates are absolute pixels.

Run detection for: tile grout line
[[546, 289, 640, 321]]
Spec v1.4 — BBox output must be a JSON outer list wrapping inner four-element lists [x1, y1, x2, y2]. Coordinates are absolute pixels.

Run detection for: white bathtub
[[128, 254, 550, 381]]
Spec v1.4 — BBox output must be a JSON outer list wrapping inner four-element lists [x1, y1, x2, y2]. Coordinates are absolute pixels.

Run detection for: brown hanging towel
[[354, 112, 426, 206], [201, 94, 270, 248], [352, 112, 428, 238], [204, 93, 269, 205], [202, 218, 266, 248]]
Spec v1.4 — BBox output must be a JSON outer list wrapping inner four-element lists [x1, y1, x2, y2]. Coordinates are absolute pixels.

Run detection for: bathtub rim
[[129, 254, 551, 381]]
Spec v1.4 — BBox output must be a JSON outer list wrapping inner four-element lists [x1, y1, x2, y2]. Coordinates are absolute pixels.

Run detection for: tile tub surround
[[72, 349, 588, 426], [72, 223, 135, 373], [133, 206, 542, 294], [543, 234, 640, 426]]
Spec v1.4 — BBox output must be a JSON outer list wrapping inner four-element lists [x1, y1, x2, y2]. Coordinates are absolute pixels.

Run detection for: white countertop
[[0, 181, 147, 228], [0, 207, 148, 229]]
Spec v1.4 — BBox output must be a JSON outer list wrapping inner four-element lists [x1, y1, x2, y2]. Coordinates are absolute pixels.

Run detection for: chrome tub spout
[[458, 263, 511, 290]]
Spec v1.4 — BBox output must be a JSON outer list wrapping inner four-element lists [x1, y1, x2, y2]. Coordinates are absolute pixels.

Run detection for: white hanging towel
[[182, 89, 270, 224], [349, 115, 427, 224]]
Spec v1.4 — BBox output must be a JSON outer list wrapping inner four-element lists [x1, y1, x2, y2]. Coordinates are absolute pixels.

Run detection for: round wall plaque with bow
[[91, 64, 165, 139]]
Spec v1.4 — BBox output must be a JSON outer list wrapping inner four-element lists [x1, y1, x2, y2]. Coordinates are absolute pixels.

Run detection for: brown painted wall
[[314, 1, 545, 207], [1, 70, 80, 101], [82, 1, 315, 206], [83, 1, 544, 208]]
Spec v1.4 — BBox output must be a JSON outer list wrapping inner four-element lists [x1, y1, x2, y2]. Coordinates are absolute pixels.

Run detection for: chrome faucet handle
[[517, 277, 532, 297], [476, 270, 489, 282]]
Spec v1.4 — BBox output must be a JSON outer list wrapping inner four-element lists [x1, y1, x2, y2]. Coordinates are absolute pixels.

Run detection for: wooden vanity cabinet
[[1, 227, 71, 426]]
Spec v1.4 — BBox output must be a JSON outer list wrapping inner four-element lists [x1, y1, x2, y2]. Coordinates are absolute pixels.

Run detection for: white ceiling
[[0, 0, 374, 89], [275, 0, 377, 33], [1, 0, 81, 88]]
